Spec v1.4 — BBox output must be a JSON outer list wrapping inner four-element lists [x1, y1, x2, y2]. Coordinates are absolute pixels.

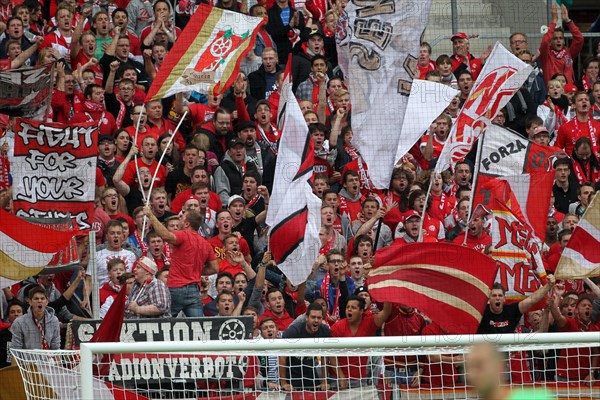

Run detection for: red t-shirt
[[122, 158, 167, 188], [188, 103, 219, 129], [72, 52, 103, 84], [420, 323, 458, 387], [429, 193, 455, 222], [452, 232, 492, 253], [218, 259, 244, 276], [555, 118, 600, 156], [338, 194, 363, 223], [331, 315, 379, 380], [420, 134, 446, 160], [556, 318, 600, 380], [170, 189, 221, 213], [383, 307, 426, 366], [125, 125, 158, 148], [259, 308, 294, 331], [207, 235, 251, 261], [99, 282, 119, 305], [169, 230, 216, 288]]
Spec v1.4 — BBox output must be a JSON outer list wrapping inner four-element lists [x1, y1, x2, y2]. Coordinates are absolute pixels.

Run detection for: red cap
[[451, 32, 468, 41], [564, 84, 578, 93], [403, 210, 421, 223], [184, 195, 201, 204], [533, 126, 550, 136]]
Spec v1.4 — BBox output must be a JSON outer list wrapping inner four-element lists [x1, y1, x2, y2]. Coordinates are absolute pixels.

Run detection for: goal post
[[11, 332, 600, 400]]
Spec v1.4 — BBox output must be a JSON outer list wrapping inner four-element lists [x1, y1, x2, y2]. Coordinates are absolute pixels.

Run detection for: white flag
[[336, 1, 433, 188], [266, 65, 321, 286], [394, 80, 459, 163], [435, 43, 532, 173]]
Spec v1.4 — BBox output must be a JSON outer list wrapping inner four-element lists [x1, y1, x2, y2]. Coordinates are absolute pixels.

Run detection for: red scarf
[[136, 230, 172, 262], [82, 99, 105, 115], [319, 231, 335, 255], [344, 143, 359, 160], [309, 75, 322, 109], [0, 151, 9, 190], [33, 313, 49, 350], [258, 30, 273, 48], [544, 99, 569, 131], [115, 97, 127, 129], [319, 273, 340, 320], [573, 117, 598, 150], [245, 194, 260, 209], [581, 75, 596, 92], [258, 124, 280, 155]]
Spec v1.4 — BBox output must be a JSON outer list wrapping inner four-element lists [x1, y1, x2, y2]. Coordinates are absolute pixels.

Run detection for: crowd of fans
[[0, 0, 599, 390]]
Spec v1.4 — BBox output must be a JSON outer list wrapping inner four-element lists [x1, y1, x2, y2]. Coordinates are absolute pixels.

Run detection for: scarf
[[344, 143, 359, 160], [319, 273, 340, 320], [115, 97, 127, 129], [0, 151, 9, 190], [573, 117, 598, 150], [33, 313, 49, 350], [81, 99, 105, 114], [258, 124, 279, 156], [550, 48, 568, 60], [581, 75, 596, 92], [319, 230, 335, 255], [136, 230, 172, 261], [309, 74, 323, 109], [258, 30, 273, 48], [544, 98, 569, 131], [245, 194, 260, 209]]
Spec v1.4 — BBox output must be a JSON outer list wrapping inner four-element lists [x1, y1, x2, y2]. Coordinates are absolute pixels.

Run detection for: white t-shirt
[[94, 248, 137, 286]]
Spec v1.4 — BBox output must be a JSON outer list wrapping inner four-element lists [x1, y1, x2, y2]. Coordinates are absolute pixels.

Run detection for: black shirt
[[282, 323, 331, 390], [552, 182, 579, 215], [477, 302, 522, 334]]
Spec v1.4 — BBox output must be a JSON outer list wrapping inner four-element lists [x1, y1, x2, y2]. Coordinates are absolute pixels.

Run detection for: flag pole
[[89, 230, 99, 319], [133, 105, 147, 204], [418, 175, 435, 242], [141, 111, 188, 244], [463, 133, 485, 246], [373, 217, 383, 253]]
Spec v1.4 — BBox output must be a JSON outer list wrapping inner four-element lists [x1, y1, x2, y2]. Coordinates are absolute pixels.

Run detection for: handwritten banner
[[0, 64, 53, 120], [12, 118, 98, 230]]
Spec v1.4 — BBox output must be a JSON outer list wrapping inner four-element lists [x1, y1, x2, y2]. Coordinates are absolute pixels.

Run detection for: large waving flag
[[491, 200, 547, 302], [555, 193, 600, 279], [0, 64, 53, 120], [0, 208, 77, 288], [479, 124, 565, 176], [336, 0, 432, 188], [266, 61, 321, 286], [394, 80, 459, 163], [368, 242, 498, 334], [146, 5, 264, 100], [435, 43, 532, 173]]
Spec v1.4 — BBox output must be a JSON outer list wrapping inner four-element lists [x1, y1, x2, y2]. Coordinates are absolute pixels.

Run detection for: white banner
[[435, 43, 532, 173], [337, 0, 432, 188], [266, 67, 321, 286], [395, 79, 458, 163]]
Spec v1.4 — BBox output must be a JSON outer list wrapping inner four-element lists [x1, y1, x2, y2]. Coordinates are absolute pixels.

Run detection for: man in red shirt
[[418, 42, 436, 79], [207, 210, 252, 263], [259, 288, 295, 331], [538, 3, 583, 84], [549, 294, 599, 381], [452, 212, 491, 253], [555, 92, 600, 157], [175, 92, 222, 130], [145, 208, 218, 317], [218, 234, 257, 279], [71, 84, 117, 136], [449, 32, 484, 80], [331, 296, 392, 388], [121, 136, 167, 189]]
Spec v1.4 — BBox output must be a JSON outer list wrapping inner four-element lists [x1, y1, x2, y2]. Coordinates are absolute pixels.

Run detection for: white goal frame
[[79, 331, 600, 399]]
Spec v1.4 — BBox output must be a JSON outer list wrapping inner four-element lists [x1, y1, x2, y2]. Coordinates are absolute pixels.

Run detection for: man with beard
[[214, 138, 259, 207], [71, 84, 117, 136], [280, 304, 331, 391], [477, 277, 556, 335], [549, 294, 599, 381], [95, 220, 137, 286], [196, 108, 234, 161], [170, 166, 221, 212], [235, 121, 265, 176], [538, 3, 583, 84], [452, 212, 491, 252], [556, 92, 600, 156], [207, 210, 252, 263], [166, 144, 200, 197], [121, 136, 167, 189]]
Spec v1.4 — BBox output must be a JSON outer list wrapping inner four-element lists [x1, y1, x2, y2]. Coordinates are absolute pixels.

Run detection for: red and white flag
[[266, 60, 321, 286], [0, 64, 53, 121], [435, 43, 532, 173], [146, 5, 264, 99], [11, 118, 98, 230], [555, 193, 600, 279], [491, 200, 547, 302], [368, 242, 498, 334], [336, 0, 433, 188], [0, 208, 76, 288], [473, 172, 554, 240]]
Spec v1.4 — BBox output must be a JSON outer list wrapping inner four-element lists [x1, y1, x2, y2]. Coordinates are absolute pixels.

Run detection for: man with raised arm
[[145, 207, 218, 317]]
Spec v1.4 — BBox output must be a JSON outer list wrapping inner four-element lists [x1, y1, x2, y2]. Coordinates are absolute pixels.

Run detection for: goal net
[[11, 333, 600, 400]]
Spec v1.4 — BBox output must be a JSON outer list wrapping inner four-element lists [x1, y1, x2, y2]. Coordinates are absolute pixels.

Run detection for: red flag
[[368, 242, 498, 334], [473, 172, 554, 240], [90, 286, 127, 376]]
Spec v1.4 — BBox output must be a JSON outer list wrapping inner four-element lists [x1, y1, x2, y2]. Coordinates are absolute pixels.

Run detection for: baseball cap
[[136, 256, 158, 275], [533, 126, 550, 136], [308, 27, 325, 39], [98, 135, 115, 144], [227, 194, 246, 208], [451, 32, 469, 41], [354, 286, 368, 296], [183, 194, 200, 204], [227, 137, 245, 149], [564, 84, 578, 93], [234, 121, 256, 133], [403, 210, 421, 223]]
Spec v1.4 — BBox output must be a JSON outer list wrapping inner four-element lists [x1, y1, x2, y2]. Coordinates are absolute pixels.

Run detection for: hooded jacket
[[10, 307, 60, 350]]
